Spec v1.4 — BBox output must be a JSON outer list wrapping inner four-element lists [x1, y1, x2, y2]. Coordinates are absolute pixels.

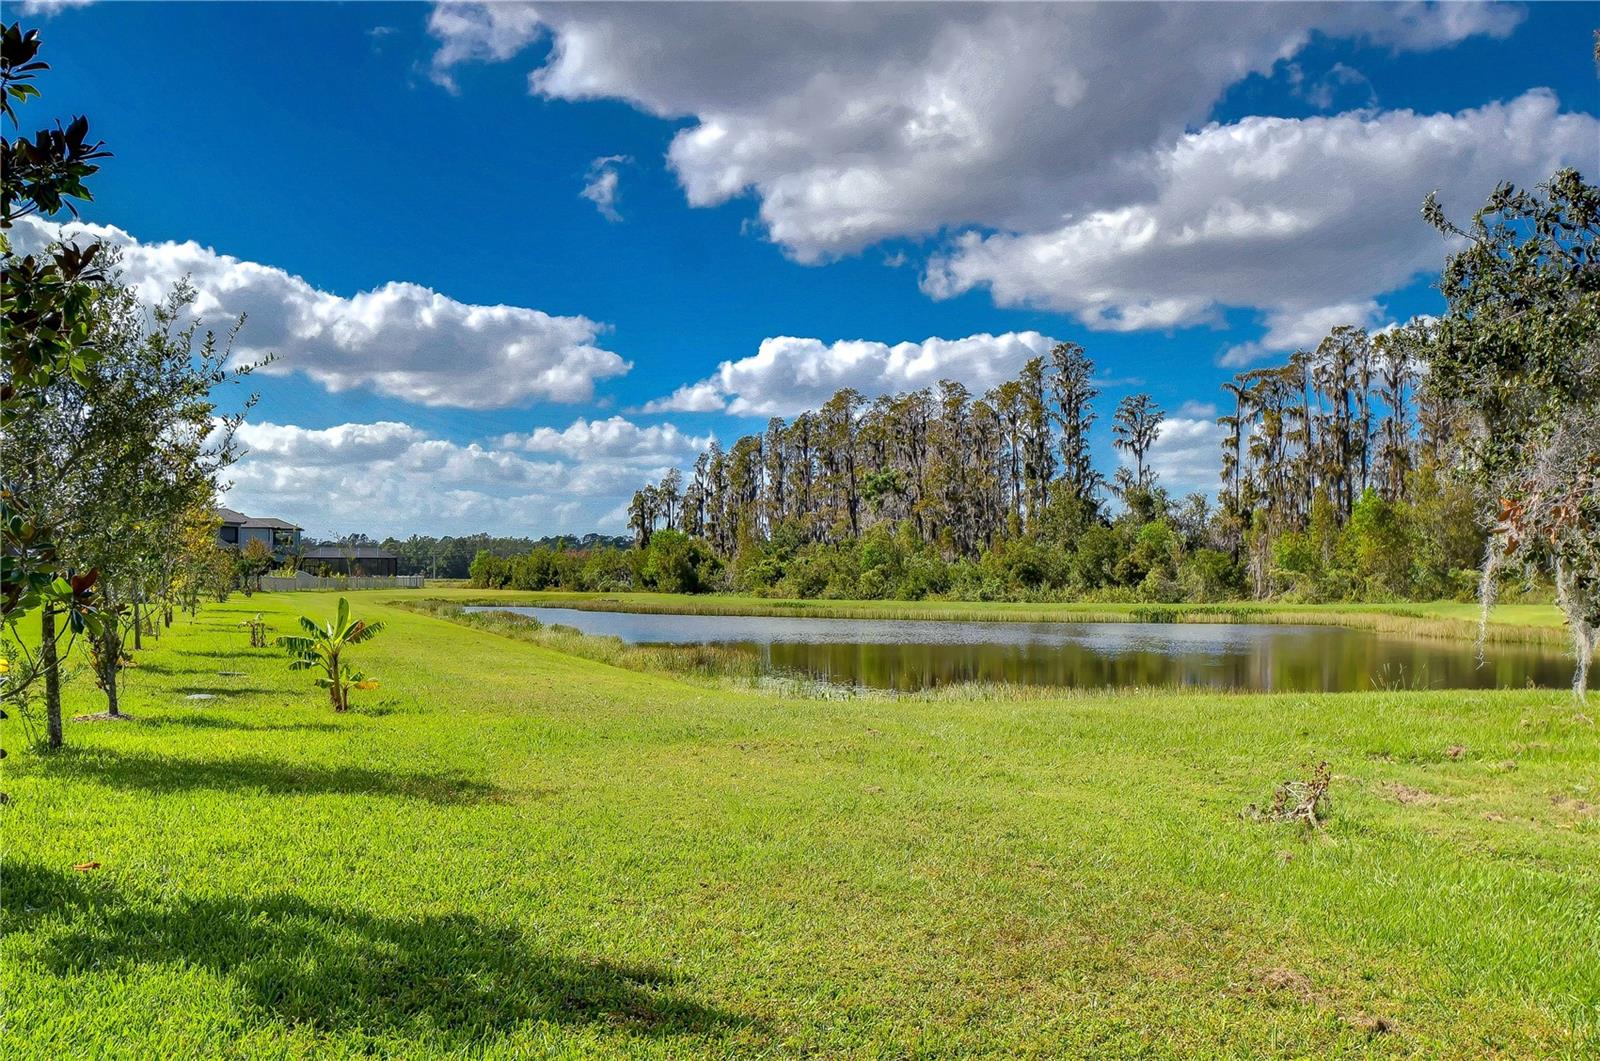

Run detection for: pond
[[465, 606, 1586, 693]]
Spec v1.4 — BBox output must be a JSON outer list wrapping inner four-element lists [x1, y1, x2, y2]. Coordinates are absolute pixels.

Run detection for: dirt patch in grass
[[1260, 968, 1316, 1001], [1224, 966, 1334, 1012], [1382, 782, 1443, 806], [483, 786, 562, 806], [1348, 1012, 1395, 1036], [71, 712, 135, 723], [1550, 793, 1596, 816]]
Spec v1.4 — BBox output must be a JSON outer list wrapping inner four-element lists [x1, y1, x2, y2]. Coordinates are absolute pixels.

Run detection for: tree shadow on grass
[[125, 660, 189, 676], [351, 702, 411, 717], [38, 747, 506, 806], [178, 617, 252, 629], [171, 685, 283, 697], [176, 648, 281, 661], [139, 713, 343, 734], [132, 658, 271, 676], [7, 862, 747, 1046]]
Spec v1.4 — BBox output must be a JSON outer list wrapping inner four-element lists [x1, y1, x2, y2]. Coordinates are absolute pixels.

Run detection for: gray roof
[[304, 544, 396, 560], [215, 507, 300, 530], [242, 516, 301, 530]]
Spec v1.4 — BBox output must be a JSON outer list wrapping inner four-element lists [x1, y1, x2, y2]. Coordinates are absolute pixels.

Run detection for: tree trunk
[[132, 601, 143, 650], [41, 605, 62, 749], [330, 650, 345, 711], [102, 623, 122, 718]]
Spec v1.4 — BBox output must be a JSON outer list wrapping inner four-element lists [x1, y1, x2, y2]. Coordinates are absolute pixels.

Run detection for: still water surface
[[467, 606, 1582, 693]]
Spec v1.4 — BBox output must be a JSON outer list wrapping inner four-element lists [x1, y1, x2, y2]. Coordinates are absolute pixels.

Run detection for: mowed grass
[[3, 591, 1597, 1058], [415, 587, 1572, 647]]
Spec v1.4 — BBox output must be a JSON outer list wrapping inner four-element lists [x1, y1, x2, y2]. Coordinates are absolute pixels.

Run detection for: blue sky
[[20, 1, 1598, 538]]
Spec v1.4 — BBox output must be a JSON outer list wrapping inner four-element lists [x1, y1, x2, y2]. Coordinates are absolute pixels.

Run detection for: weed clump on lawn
[[1243, 761, 1332, 828], [240, 613, 270, 648]]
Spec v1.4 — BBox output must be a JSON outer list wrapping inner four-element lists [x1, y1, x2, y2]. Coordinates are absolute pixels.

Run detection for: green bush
[[1341, 489, 1415, 598], [639, 530, 719, 593], [1180, 548, 1238, 602]]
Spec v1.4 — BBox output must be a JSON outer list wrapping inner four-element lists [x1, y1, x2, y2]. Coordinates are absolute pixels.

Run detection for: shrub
[[1342, 489, 1415, 597], [639, 530, 718, 593], [1180, 548, 1237, 602]]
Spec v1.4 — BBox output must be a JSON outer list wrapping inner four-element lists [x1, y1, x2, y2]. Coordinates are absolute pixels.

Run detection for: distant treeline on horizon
[[304, 532, 632, 579]]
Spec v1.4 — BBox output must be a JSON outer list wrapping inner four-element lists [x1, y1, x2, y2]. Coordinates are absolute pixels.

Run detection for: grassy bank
[[4, 590, 1597, 1057], [403, 586, 1571, 647], [391, 598, 780, 691]]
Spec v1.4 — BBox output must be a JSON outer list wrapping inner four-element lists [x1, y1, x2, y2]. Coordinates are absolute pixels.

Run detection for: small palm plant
[[276, 597, 385, 712]]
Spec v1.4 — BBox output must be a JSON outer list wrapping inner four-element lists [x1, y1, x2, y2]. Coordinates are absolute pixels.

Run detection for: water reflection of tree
[[763, 630, 1578, 693]]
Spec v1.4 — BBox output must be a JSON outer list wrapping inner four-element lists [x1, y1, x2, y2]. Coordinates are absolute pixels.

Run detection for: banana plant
[[276, 597, 385, 712]]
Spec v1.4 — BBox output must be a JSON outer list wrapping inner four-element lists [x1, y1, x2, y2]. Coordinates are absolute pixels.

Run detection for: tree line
[[628, 340, 1115, 561], [1212, 318, 1485, 601], [311, 531, 629, 580], [616, 332, 1483, 604]]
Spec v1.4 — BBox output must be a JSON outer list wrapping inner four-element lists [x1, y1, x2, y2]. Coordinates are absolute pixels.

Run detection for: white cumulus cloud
[[430, 1, 1528, 263], [12, 216, 631, 409], [17, 0, 97, 17], [637, 380, 728, 415], [224, 416, 705, 537], [427, 0, 545, 90], [423, 2, 1580, 341], [1219, 301, 1385, 368], [926, 92, 1596, 337], [1141, 416, 1228, 494], [645, 331, 1060, 418], [231, 420, 426, 465], [581, 154, 631, 222], [497, 415, 712, 461]]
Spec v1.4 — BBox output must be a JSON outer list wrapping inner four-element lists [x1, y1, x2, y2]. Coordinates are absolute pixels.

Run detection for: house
[[301, 543, 399, 577], [216, 507, 301, 557]]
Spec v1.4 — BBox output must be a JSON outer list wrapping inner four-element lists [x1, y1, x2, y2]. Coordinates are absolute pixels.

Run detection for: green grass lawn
[[4, 591, 1596, 1057]]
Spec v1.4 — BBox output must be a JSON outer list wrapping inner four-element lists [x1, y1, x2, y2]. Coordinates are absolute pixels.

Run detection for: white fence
[[259, 573, 425, 592]]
